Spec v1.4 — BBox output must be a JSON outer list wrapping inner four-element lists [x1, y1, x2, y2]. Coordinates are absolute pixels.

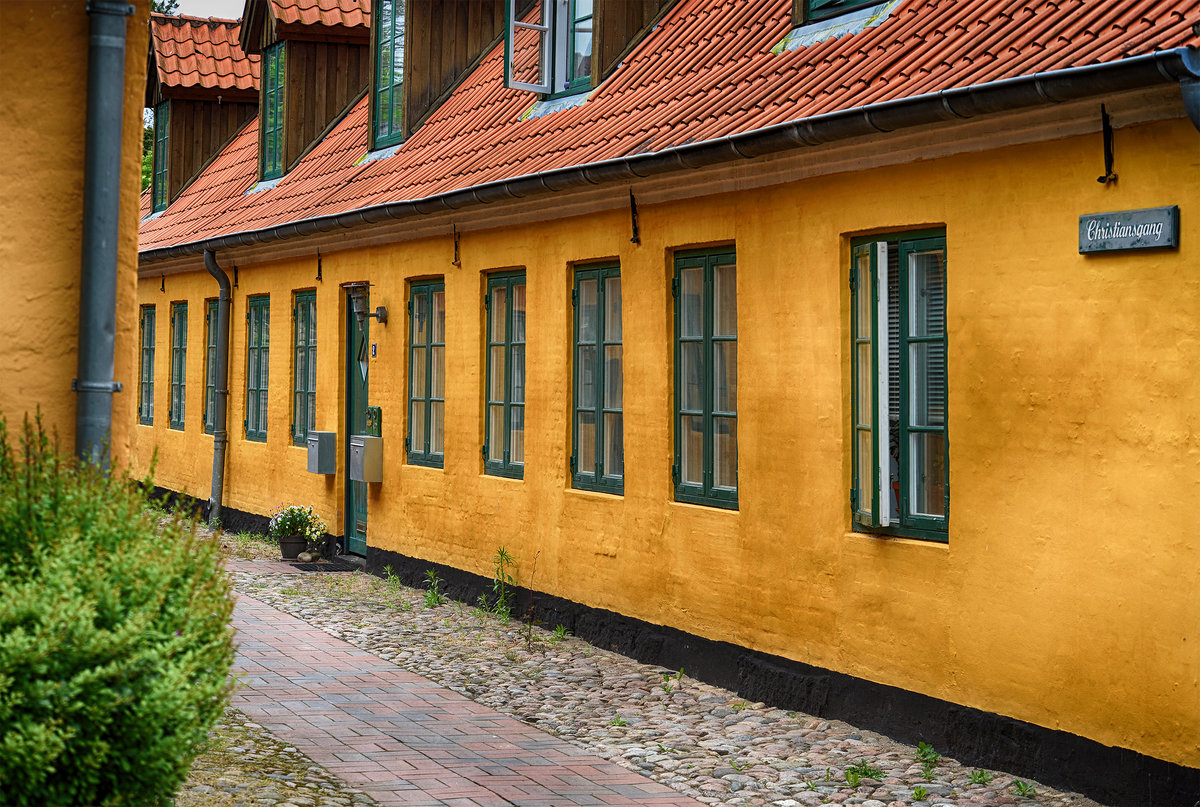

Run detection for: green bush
[[0, 417, 236, 806]]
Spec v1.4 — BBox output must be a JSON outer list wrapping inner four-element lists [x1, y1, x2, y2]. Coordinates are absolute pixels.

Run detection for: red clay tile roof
[[140, 0, 1200, 253], [269, 0, 370, 29], [150, 14, 260, 93]]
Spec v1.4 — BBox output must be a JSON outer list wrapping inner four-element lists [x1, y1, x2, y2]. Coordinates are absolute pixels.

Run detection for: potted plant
[[268, 504, 326, 560]]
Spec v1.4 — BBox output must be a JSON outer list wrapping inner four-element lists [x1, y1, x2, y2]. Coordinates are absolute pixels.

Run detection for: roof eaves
[[138, 46, 1200, 266]]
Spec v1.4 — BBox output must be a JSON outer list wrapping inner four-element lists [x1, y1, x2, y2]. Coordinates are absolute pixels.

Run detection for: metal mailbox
[[306, 431, 337, 475], [349, 434, 383, 483]]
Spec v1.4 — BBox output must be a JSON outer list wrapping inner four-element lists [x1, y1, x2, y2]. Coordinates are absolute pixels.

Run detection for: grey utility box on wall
[[349, 435, 383, 483], [306, 431, 337, 475]]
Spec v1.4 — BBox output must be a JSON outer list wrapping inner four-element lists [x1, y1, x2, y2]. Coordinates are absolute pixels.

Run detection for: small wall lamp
[[345, 283, 388, 325]]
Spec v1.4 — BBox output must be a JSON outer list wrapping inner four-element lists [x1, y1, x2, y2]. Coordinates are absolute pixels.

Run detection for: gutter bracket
[[73, 379, 123, 393]]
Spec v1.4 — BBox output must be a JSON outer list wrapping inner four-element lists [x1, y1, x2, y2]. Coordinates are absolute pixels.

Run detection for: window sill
[[407, 456, 445, 470], [566, 483, 623, 499], [519, 89, 591, 122], [358, 142, 404, 166], [245, 175, 284, 195], [848, 528, 948, 546]]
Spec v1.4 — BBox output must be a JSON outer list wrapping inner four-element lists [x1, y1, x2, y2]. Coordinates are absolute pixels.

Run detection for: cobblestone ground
[[204, 542, 1107, 807], [176, 707, 377, 806]]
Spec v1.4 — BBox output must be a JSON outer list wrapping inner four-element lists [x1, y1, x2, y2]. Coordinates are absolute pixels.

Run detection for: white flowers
[[268, 504, 327, 543]]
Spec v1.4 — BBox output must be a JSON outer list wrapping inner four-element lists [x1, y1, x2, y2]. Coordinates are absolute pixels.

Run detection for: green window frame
[[139, 305, 155, 426], [245, 295, 270, 442], [673, 248, 737, 509], [571, 263, 622, 493], [151, 102, 169, 212], [292, 290, 316, 446], [484, 271, 525, 478], [372, 0, 404, 149], [504, 0, 592, 97], [204, 299, 218, 434], [260, 42, 285, 180], [850, 230, 948, 542], [800, 0, 880, 24], [169, 302, 187, 430], [407, 280, 445, 467]]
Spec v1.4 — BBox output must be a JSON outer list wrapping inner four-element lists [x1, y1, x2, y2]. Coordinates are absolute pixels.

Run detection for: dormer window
[[261, 42, 285, 180], [505, 0, 592, 96], [151, 102, 169, 213], [372, 0, 404, 149], [798, 0, 879, 23]]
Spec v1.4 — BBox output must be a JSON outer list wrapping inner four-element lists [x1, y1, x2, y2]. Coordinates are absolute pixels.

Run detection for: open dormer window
[[151, 102, 169, 213], [372, 0, 405, 149], [505, 0, 592, 96], [260, 42, 285, 180]]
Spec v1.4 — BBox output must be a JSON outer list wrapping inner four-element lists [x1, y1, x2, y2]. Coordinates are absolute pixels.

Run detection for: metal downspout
[[75, 0, 134, 465], [204, 250, 232, 525]]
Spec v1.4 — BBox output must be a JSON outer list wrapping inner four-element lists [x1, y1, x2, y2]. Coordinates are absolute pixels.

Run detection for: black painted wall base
[[366, 545, 1199, 807], [145, 487, 1198, 806]]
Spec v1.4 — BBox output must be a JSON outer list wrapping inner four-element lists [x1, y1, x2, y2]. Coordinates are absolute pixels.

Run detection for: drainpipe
[[204, 249, 232, 525], [75, 0, 135, 465]]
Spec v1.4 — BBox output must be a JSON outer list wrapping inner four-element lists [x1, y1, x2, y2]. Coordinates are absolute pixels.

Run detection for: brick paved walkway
[[233, 593, 706, 807]]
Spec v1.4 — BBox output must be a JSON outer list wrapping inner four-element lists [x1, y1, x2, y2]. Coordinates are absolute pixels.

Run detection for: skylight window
[[505, 0, 592, 97]]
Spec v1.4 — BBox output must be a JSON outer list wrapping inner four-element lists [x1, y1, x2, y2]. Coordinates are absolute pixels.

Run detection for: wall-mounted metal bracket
[[629, 189, 641, 245], [1096, 104, 1117, 185], [73, 379, 123, 393], [452, 224, 461, 267]]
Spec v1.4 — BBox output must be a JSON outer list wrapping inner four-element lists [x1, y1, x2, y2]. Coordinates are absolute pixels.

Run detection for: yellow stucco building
[[134, 0, 1200, 802], [0, 0, 149, 459]]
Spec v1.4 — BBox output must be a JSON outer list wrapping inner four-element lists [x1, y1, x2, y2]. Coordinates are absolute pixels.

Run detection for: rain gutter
[[203, 249, 232, 525], [139, 47, 1200, 266], [76, 0, 135, 464]]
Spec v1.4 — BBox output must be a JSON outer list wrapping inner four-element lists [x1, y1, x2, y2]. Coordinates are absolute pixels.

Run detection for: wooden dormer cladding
[[402, 0, 506, 136], [592, 0, 677, 85], [240, 0, 372, 176], [146, 15, 259, 207]]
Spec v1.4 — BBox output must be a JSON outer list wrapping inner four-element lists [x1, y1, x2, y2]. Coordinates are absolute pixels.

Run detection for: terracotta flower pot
[[278, 534, 307, 560]]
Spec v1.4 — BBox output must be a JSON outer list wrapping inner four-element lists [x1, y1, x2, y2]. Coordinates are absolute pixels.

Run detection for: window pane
[[575, 0, 592, 15], [576, 410, 596, 474], [410, 400, 425, 451], [713, 341, 736, 414], [432, 290, 445, 342], [714, 262, 736, 337], [604, 345, 622, 408], [572, 29, 592, 83], [909, 432, 946, 518], [489, 346, 505, 400], [430, 401, 444, 454], [856, 429, 873, 518], [855, 255, 873, 339], [909, 342, 946, 427], [603, 412, 623, 479], [680, 341, 703, 411], [577, 344, 596, 408], [605, 276, 621, 340], [855, 343, 873, 425], [510, 405, 524, 464], [511, 343, 525, 404], [909, 249, 945, 338], [512, 282, 526, 342], [510, 6, 549, 87], [578, 278, 598, 343], [681, 415, 703, 485], [680, 266, 702, 338], [413, 291, 428, 344], [490, 286, 506, 342], [488, 405, 505, 461], [411, 346, 426, 398], [713, 417, 737, 489], [431, 345, 445, 398]]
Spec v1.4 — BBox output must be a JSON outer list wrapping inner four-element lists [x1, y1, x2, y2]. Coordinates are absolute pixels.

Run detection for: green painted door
[[345, 292, 368, 556]]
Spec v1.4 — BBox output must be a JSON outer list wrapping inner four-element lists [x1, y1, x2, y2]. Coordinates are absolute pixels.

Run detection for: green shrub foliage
[[0, 417, 236, 806]]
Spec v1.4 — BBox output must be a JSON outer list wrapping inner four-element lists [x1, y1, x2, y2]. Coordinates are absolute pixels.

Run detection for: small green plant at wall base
[[661, 668, 684, 693], [552, 624, 569, 640], [609, 716, 626, 726], [916, 741, 942, 764], [968, 769, 994, 784], [487, 546, 516, 619], [846, 759, 884, 780], [912, 784, 929, 800], [730, 700, 747, 711], [1012, 780, 1038, 798], [845, 769, 861, 787], [423, 569, 446, 607], [920, 761, 936, 780], [804, 780, 818, 791]]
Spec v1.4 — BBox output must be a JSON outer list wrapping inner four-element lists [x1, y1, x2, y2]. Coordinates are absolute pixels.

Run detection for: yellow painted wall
[[134, 115, 1200, 767], [0, 1, 149, 458]]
